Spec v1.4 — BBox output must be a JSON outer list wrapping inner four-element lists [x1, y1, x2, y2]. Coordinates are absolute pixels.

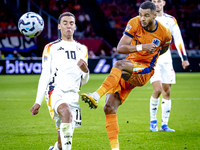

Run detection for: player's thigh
[[161, 63, 175, 84], [150, 63, 162, 83], [152, 80, 162, 93], [104, 93, 121, 114]]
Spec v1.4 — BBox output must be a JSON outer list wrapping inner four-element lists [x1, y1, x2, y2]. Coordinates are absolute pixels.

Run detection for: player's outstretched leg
[[81, 67, 122, 109]]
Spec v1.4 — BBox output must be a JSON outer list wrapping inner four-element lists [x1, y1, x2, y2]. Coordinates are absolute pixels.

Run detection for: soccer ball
[[18, 12, 44, 38]]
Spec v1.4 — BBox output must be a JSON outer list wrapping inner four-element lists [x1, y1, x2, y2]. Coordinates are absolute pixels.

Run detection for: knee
[[64, 108, 73, 119], [58, 105, 73, 123], [104, 103, 116, 114], [154, 87, 162, 95], [113, 60, 124, 70], [163, 89, 171, 98]]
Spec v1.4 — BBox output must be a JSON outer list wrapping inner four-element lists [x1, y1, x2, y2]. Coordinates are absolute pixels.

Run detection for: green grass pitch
[[0, 73, 200, 150]]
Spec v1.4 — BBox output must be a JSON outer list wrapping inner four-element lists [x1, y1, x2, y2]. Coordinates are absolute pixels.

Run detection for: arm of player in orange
[[117, 34, 157, 54]]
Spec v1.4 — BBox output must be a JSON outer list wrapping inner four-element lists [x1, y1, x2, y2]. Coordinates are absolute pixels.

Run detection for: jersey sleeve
[[35, 44, 51, 105], [162, 28, 172, 47], [81, 45, 89, 85], [124, 17, 139, 38], [82, 45, 88, 63], [170, 17, 188, 61]]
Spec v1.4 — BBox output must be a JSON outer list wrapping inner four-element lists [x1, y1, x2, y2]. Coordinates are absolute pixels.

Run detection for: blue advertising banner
[[0, 60, 42, 74], [0, 57, 199, 75]]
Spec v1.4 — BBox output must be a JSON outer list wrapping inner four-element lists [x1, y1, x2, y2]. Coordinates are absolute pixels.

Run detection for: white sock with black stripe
[[161, 98, 171, 126], [150, 96, 160, 121], [60, 123, 73, 150]]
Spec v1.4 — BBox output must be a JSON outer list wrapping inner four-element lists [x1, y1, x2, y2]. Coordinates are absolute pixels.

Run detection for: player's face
[[139, 8, 156, 28], [58, 16, 76, 40], [152, 0, 166, 13]]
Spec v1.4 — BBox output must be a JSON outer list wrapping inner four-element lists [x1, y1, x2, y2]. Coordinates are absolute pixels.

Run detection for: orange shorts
[[108, 61, 154, 103]]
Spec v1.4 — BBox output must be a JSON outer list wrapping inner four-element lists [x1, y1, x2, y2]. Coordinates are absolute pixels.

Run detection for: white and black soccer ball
[[18, 12, 44, 38]]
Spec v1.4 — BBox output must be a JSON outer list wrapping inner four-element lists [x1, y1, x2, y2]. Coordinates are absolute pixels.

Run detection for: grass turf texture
[[0, 73, 199, 150]]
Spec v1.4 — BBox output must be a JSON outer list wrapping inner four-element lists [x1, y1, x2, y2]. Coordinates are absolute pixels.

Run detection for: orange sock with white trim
[[106, 114, 119, 150], [96, 67, 122, 98]]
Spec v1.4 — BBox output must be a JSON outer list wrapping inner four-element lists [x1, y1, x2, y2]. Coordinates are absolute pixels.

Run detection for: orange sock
[[96, 67, 122, 97], [106, 114, 119, 149]]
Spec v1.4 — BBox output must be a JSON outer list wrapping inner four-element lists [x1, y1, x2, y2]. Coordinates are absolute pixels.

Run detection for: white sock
[[112, 148, 119, 150], [53, 141, 59, 150], [161, 98, 171, 126], [150, 96, 160, 121], [60, 123, 73, 150], [92, 92, 100, 101]]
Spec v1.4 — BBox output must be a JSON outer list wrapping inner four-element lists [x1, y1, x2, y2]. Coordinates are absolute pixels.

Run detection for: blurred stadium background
[[0, 0, 200, 74], [0, 1, 200, 149]]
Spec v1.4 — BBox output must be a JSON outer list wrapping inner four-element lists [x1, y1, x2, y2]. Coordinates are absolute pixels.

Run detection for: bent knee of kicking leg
[[60, 108, 73, 123], [104, 103, 116, 114], [113, 60, 125, 70]]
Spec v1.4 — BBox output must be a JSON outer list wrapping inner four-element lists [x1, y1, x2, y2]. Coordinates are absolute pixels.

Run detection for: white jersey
[[156, 13, 188, 63], [35, 39, 89, 105]]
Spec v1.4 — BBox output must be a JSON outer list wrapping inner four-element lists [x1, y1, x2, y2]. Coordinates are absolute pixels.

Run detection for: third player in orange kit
[[81, 1, 172, 150]]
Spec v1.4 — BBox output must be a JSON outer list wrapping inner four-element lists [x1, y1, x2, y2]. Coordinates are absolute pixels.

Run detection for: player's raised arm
[[117, 34, 157, 54], [117, 34, 137, 54]]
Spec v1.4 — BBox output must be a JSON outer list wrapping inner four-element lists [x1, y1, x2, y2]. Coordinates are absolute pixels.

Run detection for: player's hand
[[142, 43, 157, 53], [30, 103, 40, 115], [182, 60, 190, 69], [77, 59, 89, 73]]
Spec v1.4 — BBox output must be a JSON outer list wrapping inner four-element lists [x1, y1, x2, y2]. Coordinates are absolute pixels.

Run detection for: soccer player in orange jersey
[[81, 1, 172, 150]]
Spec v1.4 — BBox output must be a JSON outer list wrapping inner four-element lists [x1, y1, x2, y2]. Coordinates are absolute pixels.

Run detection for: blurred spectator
[[84, 21, 94, 38], [7, 19, 17, 32], [13, 50, 23, 60], [75, 12, 88, 39], [99, 49, 107, 58], [111, 47, 127, 60], [88, 50, 97, 59], [0, 21, 8, 33], [49, 0, 59, 18]]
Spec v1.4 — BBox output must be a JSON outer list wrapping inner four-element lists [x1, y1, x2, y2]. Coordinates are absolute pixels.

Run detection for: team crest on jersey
[[76, 45, 81, 51], [44, 55, 48, 61], [125, 24, 132, 31], [152, 39, 160, 47]]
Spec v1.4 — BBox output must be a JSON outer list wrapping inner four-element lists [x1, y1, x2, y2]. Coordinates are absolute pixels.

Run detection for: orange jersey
[[124, 16, 172, 67]]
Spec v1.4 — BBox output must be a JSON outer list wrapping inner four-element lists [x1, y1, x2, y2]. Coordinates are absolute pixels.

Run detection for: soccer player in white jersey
[[150, 0, 190, 132], [30, 12, 89, 150]]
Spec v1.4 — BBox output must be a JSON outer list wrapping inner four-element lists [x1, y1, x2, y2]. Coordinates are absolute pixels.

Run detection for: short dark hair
[[58, 12, 75, 24], [140, 1, 156, 12]]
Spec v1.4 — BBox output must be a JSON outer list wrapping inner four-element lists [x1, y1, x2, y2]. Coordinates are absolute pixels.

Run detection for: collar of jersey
[[143, 20, 158, 33]]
